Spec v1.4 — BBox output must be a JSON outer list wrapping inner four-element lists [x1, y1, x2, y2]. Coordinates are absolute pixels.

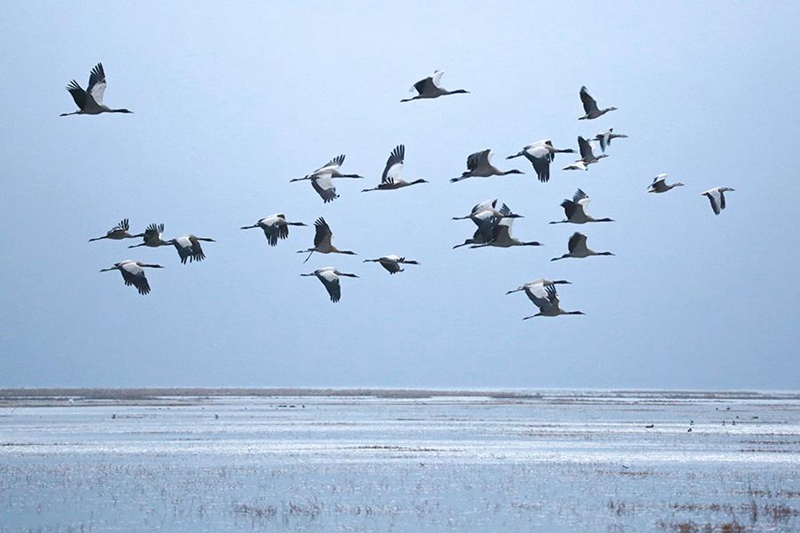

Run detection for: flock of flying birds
[[68, 65, 736, 315]]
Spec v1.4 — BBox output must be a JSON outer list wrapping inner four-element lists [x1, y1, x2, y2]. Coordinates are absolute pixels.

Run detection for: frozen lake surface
[[1, 389, 799, 532]]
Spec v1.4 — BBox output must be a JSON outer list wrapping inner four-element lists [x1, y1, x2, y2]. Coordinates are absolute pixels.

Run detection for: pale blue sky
[[1, 2, 798, 389]]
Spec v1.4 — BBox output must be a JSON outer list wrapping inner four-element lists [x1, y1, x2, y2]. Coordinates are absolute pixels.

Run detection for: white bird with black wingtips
[[167, 235, 216, 264], [521, 282, 585, 318], [301, 267, 358, 303], [593, 128, 628, 152], [290, 155, 364, 203], [506, 140, 575, 183], [701, 187, 735, 215], [241, 214, 307, 247], [100, 260, 164, 295]]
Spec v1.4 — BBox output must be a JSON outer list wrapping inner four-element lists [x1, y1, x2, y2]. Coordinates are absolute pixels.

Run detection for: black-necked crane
[[400, 70, 469, 102], [240, 214, 307, 247], [60, 63, 132, 117], [562, 160, 587, 171], [297, 217, 356, 264], [452, 199, 523, 245], [166, 234, 216, 264], [648, 174, 685, 194], [563, 137, 607, 171], [550, 189, 614, 224], [363, 255, 419, 274], [453, 226, 489, 249], [551, 232, 614, 261], [362, 145, 428, 192], [128, 223, 170, 248], [100, 260, 163, 295], [451, 150, 523, 183], [452, 199, 522, 222], [506, 278, 572, 299], [506, 140, 575, 183], [579, 136, 608, 166], [507, 279, 573, 316], [468, 218, 541, 249], [578, 86, 616, 120], [88, 219, 143, 242], [593, 128, 628, 152], [521, 282, 585, 318], [290, 154, 364, 203], [301, 266, 358, 303], [701, 187, 735, 215]]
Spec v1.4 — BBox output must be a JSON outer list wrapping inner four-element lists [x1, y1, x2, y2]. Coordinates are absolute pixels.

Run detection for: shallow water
[[1, 391, 799, 531]]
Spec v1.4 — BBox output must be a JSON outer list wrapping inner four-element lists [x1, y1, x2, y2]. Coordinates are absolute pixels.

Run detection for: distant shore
[[1, 387, 799, 406]]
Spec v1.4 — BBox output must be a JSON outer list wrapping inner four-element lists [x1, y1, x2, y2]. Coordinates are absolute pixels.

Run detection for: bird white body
[[100, 260, 164, 295], [593, 128, 628, 152], [301, 266, 358, 302], [519, 282, 584, 318], [562, 160, 588, 171], [506, 140, 575, 183], [507, 279, 572, 306], [701, 187, 735, 215], [451, 150, 524, 182], [291, 155, 364, 203], [168, 234, 216, 264], [453, 199, 523, 245], [241, 214, 306, 246]]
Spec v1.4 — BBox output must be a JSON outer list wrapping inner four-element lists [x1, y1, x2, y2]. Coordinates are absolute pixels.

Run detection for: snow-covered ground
[[1, 391, 799, 531]]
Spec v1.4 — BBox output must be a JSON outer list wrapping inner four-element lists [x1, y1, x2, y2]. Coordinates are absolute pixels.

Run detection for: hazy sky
[[1, 2, 798, 390]]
